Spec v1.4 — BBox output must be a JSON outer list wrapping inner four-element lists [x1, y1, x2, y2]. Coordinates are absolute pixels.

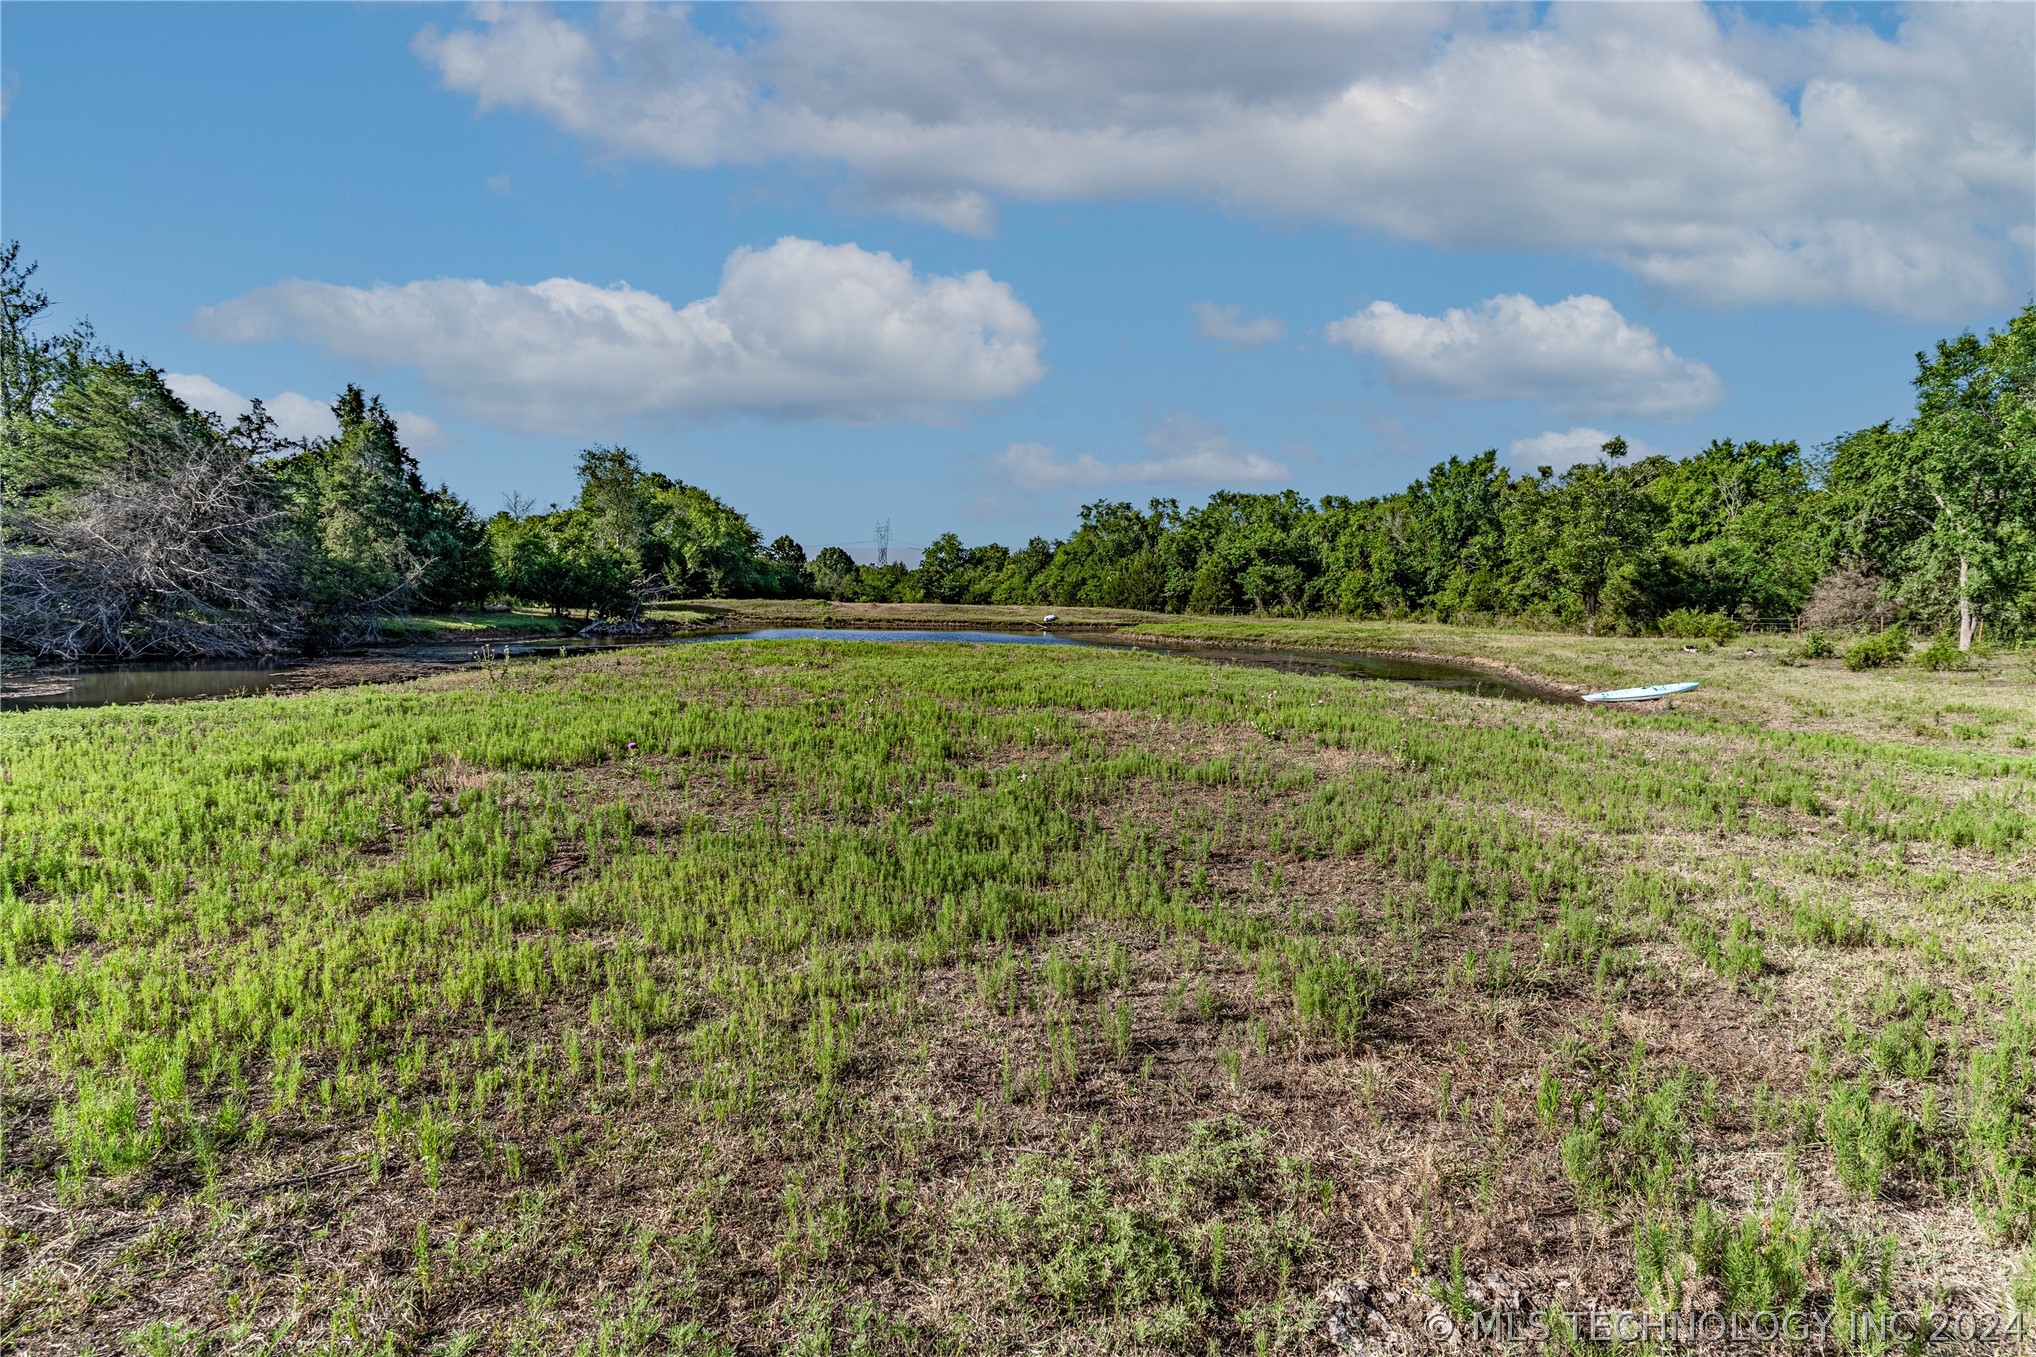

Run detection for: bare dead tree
[[1799, 562, 1889, 634], [2, 422, 310, 662]]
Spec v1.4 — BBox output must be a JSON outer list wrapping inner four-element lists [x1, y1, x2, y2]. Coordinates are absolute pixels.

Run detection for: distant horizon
[[7, 1, 2029, 552]]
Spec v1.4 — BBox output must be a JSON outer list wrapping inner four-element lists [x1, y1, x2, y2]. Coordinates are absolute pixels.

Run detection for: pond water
[[2, 661, 302, 710], [3, 627, 1568, 710]]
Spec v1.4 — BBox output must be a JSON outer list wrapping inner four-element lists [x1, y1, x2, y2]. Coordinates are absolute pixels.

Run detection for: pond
[[2, 660, 303, 710], [2, 627, 1569, 710]]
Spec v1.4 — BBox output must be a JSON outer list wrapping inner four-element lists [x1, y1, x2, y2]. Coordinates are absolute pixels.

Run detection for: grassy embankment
[[372, 610, 580, 639], [375, 609, 726, 641], [376, 605, 723, 641], [3, 613, 2034, 1353]]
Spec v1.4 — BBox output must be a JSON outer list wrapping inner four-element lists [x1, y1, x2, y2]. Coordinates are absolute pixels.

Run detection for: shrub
[[1292, 955, 1384, 1050], [1799, 631, 1835, 659], [1912, 633, 1969, 671], [1660, 608, 1741, 644], [1636, 1198, 1819, 1322], [1801, 563, 1887, 633], [1823, 1077, 1918, 1198], [1844, 626, 1910, 671], [1793, 897, 1874, 947], [1692, 1197, 1817, 1318]]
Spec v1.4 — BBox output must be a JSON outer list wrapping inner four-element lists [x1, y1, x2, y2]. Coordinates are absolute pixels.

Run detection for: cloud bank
[[415, 3, 2034, 318], [193, 237, 1044, 431], [1327, 294, 1725, 422]]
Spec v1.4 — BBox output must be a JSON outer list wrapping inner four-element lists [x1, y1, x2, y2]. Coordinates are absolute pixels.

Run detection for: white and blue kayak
[[1582, 682, 1699, 704]]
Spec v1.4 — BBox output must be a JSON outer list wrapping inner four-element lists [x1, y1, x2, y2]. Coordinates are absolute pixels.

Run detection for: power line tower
[[874, 519, 891, 568]]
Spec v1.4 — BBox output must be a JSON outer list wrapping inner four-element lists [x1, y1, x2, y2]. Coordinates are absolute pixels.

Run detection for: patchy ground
[[3, 630, 2032, 1353]]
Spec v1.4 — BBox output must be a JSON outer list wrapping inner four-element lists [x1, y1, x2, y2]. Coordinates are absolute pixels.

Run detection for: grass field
[[4, 614, 2034, 1354]]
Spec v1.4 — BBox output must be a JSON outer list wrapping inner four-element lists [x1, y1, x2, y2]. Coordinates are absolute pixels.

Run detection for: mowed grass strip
[[3, 638, 2032, 1354]]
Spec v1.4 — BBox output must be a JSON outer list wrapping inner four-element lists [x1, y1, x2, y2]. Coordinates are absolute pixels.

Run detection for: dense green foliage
[[485, 447, 806, 620], [272, 386, 494, 617], [1825, 309, 2036, 648]]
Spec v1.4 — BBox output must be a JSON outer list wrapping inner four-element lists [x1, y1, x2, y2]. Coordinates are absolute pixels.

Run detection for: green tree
[[1830, 305, 2036, 648], [1396, 451, 1509, 612], [986, 537, 1056, 604], [854, 560, 912, 603], [489, 512, 568, 613], [649, 479, 765, 598], [958, 542, 1010, 603], [486, 509, 634, 618], [1322, 497, 1417, 616], [268, 386, 496, 622], [277, 388, 427, 617], [917, 532, 970, 604], [1161, 490, 1323, 615], [411, 488, 494, 609], [1034, 500, 1175, 607], [1543, 443, 1655, 633], [809, 546, 859, 598], [576, 445, 654, 561], [0, 241, 98, 443]]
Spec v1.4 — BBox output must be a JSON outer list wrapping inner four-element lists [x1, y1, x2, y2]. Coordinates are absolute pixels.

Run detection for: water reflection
[[4, 661, 297, 710]]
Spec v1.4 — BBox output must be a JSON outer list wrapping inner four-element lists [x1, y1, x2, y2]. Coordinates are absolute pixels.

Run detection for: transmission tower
[[874, 519, 891, 568]]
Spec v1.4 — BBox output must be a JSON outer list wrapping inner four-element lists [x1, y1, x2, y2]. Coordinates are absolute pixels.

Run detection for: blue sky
[[6, 3, 2030, 560]]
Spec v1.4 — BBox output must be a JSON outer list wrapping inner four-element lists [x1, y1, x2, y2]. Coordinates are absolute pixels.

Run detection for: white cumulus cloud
[[413, 3, 2034, 318], [1326, 294, 1725, 422], [1192, 304, 1285, 350], [988, 413, 1288, 494], [192, 237, 1043, 431], [163, 372, 451, 453]]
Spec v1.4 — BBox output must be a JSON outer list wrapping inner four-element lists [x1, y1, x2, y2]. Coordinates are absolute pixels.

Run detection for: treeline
[[4, 235, 2030, 662], [819, 306, 2036, 649], [861, 441, 1823, 627]]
